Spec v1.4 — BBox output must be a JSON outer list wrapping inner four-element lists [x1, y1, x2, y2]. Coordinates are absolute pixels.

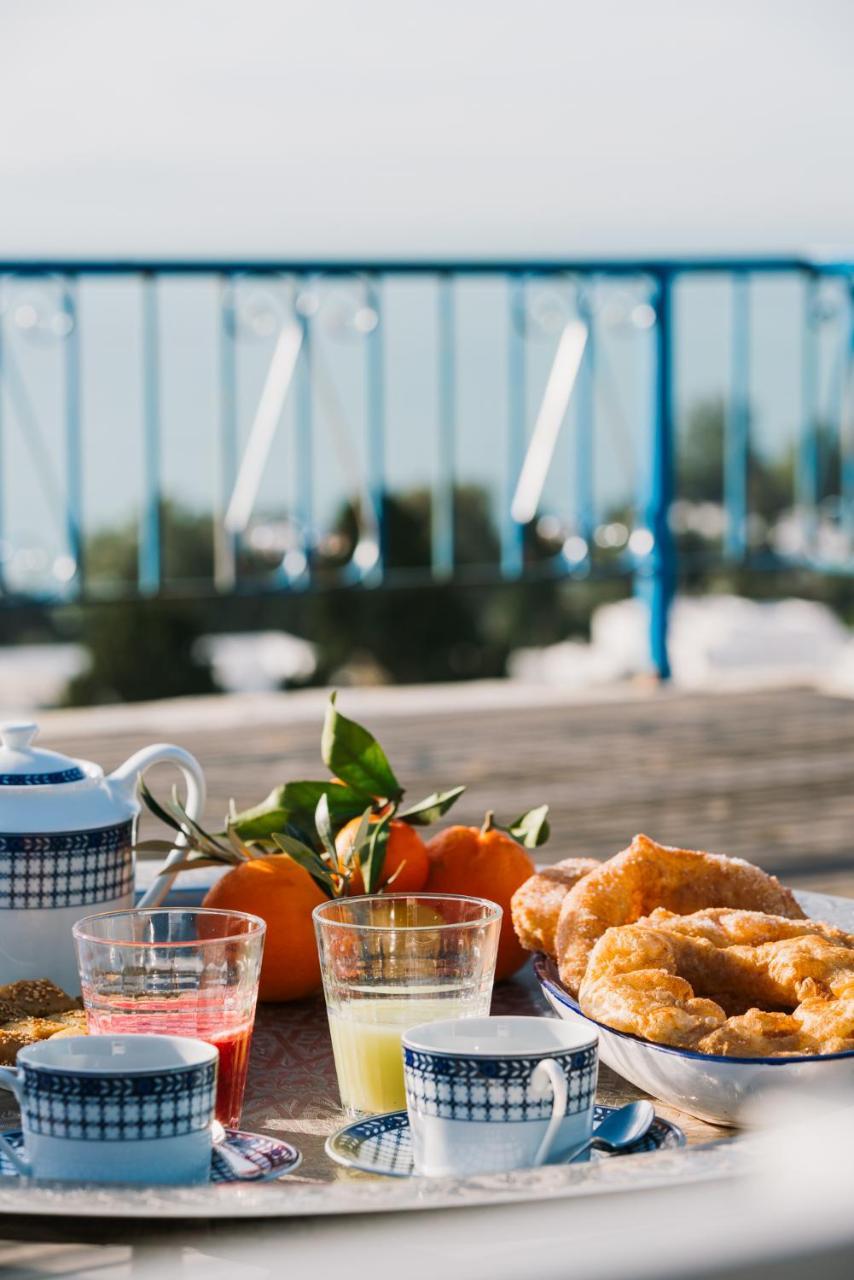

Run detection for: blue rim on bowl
[[533, 953, 854, 1066]]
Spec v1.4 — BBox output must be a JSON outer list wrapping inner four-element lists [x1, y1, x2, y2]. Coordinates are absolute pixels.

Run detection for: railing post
[[215, 273, 238, 592], [646, 271, 676, 680], [799, 272, 820, 549], [294, 299, 313, 581], [575, 281, 595, 546], [434, 273, 455, 579], [725, 273, 750, 560], [503, 275, 526, 578], [365, 274, 386, 579], [0, 278, 5, 598], [139, 273, 162, 596], [63, 276, 83, 597], [842, 278, 854, 542]]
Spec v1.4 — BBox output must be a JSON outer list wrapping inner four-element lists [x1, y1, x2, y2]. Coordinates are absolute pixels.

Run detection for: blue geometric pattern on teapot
[[0, 767, 85, 787], [21, 1061, 217, 1141], [403, 1045, 597, 1122], [0, 821, 134, 910]]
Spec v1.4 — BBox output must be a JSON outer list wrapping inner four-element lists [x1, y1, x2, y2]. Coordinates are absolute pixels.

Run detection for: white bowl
[[534, 883, 854, 1127], [537, 957, 854, 1126], [534, 954, 854, 1125]]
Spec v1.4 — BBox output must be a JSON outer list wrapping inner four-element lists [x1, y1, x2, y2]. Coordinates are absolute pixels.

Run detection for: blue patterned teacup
[[402, 1016, 598, 1176], [0, 1035, 218, 1184]]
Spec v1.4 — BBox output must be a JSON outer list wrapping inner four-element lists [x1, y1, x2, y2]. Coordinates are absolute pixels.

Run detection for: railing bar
[[841, 280, 854, 542], [724, 273, 750, 560], [798, 273, 820, 547], [63, 275, 84, 597], [139, 273, 162, 595], [295, 303, 313, 577], [215, 274, 238, 591], [575, 282, 595, 546], [434, 273, 455, 578], [0, 257, 847, 277], [364, 275, 386, 579], [502, 276, 526, 578], [0, 278, 4, 596], [646, 271, 676, 680]]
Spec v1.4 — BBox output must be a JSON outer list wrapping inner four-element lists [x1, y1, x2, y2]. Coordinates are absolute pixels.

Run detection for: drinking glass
[[73, 908, 265, 1129], [313, 894, 501, 1117]]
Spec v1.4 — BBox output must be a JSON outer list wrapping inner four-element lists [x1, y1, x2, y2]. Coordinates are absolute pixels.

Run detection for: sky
[[1, 0, 853, 259], [0, 1, 852, 593]]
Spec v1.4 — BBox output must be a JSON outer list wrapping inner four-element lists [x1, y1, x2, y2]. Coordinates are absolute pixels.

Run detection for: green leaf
[[361, 810, 392, 894], [227, 786, 290, 839], [398, 786, 466, 826], [321, 693, 403, 803], [223, 826, 254, 863], [507, 805, 551, 849], [314, 793, 339, 863], [271, 834, 336, 896], [154, 851, 235, 874], [133, 839, 192, 855], [343, 808, 373, 865], [231, 780, 368, 841], [169, 786, 234, 858], [138, 777, 184, 834]]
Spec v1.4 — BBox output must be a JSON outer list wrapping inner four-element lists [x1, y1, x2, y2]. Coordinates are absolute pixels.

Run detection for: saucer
[[0, 1129, 301, 1184], [326, 1103, 684, 1177]]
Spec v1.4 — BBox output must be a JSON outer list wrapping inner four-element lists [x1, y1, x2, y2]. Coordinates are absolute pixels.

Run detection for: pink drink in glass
[[74, 910, 265, 1130], [82, 991, 255, 1129]]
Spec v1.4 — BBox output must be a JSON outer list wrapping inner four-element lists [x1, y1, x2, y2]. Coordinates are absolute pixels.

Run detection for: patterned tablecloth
[[235, 967, 725, 1183]]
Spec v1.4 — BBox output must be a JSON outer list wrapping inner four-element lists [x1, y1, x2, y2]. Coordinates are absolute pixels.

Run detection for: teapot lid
[[0, 723, 87, 787]]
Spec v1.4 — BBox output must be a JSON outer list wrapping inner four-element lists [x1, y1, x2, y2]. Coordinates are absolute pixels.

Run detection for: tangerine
[[203, 855, 326, 1002], [336, 817, 430, 895], [424, 816, 535, 980]]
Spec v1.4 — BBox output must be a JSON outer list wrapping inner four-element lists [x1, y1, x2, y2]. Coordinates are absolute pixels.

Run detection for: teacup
[[0, 1034, 218, 1184], [402, 1015, 598, 1176]]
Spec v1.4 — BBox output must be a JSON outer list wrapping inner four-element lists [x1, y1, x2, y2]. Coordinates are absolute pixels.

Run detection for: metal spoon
[[566, 1100, 656, 1163]]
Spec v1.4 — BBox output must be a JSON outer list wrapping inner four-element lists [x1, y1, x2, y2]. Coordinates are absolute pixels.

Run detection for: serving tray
[[0, 887, 841, 1221]]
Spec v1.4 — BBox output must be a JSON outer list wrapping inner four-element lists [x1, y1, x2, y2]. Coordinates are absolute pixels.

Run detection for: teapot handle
[[110, 744, 207, 909]]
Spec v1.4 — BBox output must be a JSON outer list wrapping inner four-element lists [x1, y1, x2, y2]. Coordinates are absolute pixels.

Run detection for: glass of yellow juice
[[313, 895, 501, 1116]]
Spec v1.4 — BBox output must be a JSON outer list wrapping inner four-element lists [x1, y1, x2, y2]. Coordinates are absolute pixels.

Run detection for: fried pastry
[[555, 834, 805, 995], [578, 907, 854, 1057], [697, 1010, 816, 1058], [511, 857, 599, 957]]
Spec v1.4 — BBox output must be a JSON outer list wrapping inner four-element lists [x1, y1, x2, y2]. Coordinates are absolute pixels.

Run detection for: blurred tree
[[677, 396, 840, 520], [304, 488, 508, 683], [64, 601, 217, 705], [85, 501, 215, 586]]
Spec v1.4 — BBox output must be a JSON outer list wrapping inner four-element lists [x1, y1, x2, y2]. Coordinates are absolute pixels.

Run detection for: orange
[[335, 817, 430, 895], [424, 818, 535, 980], [203, 855, 326, 1002]]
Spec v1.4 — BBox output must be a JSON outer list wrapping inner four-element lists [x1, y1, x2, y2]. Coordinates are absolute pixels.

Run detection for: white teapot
[[0, 722, 206, 992]]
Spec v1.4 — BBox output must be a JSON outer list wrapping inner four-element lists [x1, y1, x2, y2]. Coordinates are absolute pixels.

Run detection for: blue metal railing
[[1, 256, 853, 678]]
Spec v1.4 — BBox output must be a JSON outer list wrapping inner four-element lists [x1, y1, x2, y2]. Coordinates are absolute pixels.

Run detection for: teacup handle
[[0, 1067, 32, 1175], [529, 1058, 568, 1167]]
